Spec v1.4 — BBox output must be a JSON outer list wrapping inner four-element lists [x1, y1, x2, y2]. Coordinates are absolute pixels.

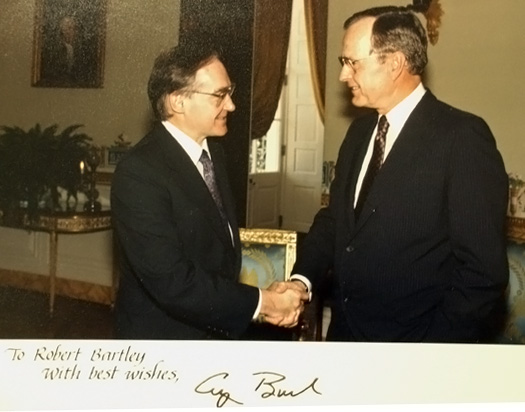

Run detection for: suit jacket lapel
[[208, 139, 241, 248], [154, 125, 235, 249], [343, 115, 378, 226], [354, 92, 438, 228]]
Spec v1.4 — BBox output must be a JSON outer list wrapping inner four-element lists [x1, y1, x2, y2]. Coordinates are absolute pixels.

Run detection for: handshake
[[259, 280, 310, 328]]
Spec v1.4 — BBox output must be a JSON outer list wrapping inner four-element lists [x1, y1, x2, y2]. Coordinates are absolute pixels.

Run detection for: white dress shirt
[[162, 120, 210, 177], [354, 83, 426, 205]]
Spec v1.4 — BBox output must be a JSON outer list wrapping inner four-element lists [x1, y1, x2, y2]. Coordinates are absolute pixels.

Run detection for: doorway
[[246, 0, 324, 232]]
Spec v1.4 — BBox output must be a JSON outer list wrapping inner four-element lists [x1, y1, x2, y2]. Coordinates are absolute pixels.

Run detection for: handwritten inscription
[[194, 372, 244, 407], [194, 371, 321, 407], [4, 346, 323, 407], [123, 360, 178, 381], [253, 371, 321, 398], [42, 364, 81, 380], [5, 345, 178, 382], [90, 346, 145, 365], [34, 344, 82, 362]]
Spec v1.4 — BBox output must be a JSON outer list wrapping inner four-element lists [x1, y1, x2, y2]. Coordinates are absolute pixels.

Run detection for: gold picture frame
[[31, 0, 107, 88], [238, 228, 297, 289], [501, 216, 525, 343]]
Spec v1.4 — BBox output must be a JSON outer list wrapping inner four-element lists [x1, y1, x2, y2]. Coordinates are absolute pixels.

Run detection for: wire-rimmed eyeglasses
[[338, 52, 377, 70], [191, 84, 235, 106]]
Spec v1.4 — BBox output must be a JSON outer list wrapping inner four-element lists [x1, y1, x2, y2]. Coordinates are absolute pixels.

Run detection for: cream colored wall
[[0, 1, 179, 289], [325, 0, 525, 178], [0, 0, 180, 146]]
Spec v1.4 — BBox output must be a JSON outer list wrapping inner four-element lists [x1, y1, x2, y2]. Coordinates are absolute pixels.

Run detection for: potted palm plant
[[0, 123, 93, 224]]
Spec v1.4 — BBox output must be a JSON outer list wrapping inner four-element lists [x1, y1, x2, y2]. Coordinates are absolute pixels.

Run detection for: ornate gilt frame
[[31, 0, 107, 88], [507, 216, 525, 244], [238, 228, 297, 287]]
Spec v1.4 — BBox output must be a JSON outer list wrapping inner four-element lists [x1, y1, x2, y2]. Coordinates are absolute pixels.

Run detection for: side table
[[7, 209, 113, 315]]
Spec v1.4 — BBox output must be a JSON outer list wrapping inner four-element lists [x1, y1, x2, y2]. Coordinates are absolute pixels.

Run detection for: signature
[[194, 371, 321, 407], [253, 371, 322, 399], [194, 372, 243, 408]]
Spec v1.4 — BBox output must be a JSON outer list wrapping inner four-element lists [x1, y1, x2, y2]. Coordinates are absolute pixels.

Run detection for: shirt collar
[[162, 120, 210, 166], [383, 82, 426, 139]]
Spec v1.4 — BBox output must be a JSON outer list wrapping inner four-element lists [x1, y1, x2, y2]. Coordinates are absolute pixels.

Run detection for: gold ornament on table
[[80, 146, 102, 212], [107, 133, 132, 166], [508, 173, 525, 217]]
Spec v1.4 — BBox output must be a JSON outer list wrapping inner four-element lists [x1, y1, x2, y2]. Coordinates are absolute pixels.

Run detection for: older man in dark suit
[[290, 6, 508, 342], [111, 43, 307, 339]]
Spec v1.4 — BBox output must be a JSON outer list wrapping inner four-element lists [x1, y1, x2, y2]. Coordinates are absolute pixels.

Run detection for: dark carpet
[[0, 286, 114, 339]]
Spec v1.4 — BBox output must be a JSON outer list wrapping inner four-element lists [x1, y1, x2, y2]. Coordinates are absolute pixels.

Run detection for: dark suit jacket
[[111, 123, 259, 339], [294, 90, 509, 342]]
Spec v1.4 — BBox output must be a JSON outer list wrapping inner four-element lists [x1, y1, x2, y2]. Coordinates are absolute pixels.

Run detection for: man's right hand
[[259, 286, 308, 328]]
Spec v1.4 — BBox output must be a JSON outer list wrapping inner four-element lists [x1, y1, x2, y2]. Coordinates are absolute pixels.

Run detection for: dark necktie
[[199, 149, 230, 232], [354, 115, 389, 219]]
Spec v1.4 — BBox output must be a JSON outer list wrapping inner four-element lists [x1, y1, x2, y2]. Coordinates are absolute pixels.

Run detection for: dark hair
[[343, 6, 428, 75], [147, 42, 221, 120]]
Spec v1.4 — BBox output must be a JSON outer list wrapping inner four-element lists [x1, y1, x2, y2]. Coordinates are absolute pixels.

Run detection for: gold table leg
[[49, 231, 58, 316], [111, 233, 119, 308]]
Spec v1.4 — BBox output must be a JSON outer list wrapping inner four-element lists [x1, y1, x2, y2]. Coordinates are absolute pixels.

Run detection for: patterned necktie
[[354, 115, 389, 219], [199, 150, 229, 232]]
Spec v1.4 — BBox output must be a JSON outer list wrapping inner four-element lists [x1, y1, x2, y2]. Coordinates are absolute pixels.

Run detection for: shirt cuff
[[289, 274, 313, 302], [252, 288, 262, 320]]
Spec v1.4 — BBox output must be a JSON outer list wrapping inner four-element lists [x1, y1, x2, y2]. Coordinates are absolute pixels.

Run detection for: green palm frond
[[0, 123, 95, 221]]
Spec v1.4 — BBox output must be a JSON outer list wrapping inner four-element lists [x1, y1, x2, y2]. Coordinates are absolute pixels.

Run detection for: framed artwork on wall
[[31, 0, 107, 88]]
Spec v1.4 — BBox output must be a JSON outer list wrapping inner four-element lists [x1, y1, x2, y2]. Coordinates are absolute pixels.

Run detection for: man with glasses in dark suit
[[111, 43, 308, 339]]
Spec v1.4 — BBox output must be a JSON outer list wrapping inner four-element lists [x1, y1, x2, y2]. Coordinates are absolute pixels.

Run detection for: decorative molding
[[0, 228, 48, 270], [26, 211, 112, 233], [507, 216, 525, 244], [0, 269, 113, 305], [239, 228, 297, 283], [239, 228, 297, 245]]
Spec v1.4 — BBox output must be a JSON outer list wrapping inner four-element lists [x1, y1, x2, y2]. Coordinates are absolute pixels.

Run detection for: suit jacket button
[[343, 297, 349, 303], [346, 245, 354, 252]]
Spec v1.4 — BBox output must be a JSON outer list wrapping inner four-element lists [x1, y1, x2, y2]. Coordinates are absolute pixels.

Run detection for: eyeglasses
[[191, 84, 235, 106], [338, 52, 377, 70]]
